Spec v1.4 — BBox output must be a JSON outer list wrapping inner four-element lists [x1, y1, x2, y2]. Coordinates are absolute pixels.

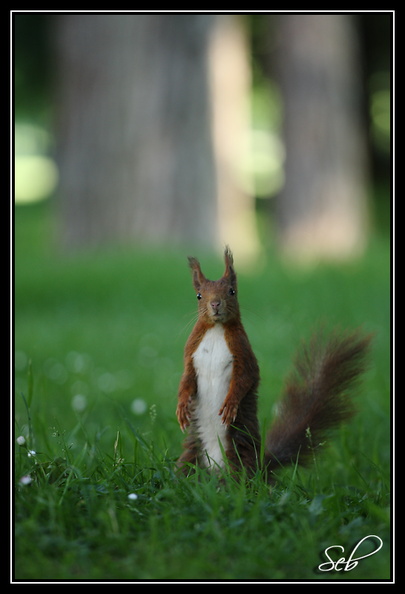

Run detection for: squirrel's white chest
[[192, 325, 233, 467]]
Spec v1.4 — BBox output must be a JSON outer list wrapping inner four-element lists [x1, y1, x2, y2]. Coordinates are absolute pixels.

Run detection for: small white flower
[[27, 449, 36, 457], [71, 394, 87, 412], [128, 493, 138, 501], [19, 475, 32, 486], [130, 398, 147, 415], [16, 436, 26, 446]]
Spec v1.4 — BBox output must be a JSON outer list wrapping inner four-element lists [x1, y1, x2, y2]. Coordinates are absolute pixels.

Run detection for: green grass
[[14, 202, 392, 582]]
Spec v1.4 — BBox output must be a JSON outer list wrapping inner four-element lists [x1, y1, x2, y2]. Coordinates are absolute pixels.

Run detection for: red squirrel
[[176, 247, 371, 481]]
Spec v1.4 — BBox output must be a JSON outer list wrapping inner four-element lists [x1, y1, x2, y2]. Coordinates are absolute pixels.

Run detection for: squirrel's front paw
[[176, 401, 191, 432], [219, 400, 238, 426]]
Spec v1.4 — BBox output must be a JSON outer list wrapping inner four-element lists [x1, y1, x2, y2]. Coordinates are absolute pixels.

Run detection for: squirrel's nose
[[211, 301, 221, 310]]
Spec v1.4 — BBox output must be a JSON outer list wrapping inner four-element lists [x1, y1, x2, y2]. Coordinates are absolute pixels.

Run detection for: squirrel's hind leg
[[176, 432, 201, 476]]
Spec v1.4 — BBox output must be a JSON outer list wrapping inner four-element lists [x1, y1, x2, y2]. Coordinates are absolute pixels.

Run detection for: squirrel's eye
[[229, 288, 235, 296], [196, 292, 202, 300]]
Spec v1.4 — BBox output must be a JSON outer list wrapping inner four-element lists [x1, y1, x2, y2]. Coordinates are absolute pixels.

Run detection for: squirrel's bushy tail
[[264, 330, 372, 476]]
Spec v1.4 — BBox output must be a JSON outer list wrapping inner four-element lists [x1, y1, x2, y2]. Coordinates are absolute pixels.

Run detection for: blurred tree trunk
[[54, 14, 218, 249], [273, 14, 370, 261], [209, 15, 261, 263]]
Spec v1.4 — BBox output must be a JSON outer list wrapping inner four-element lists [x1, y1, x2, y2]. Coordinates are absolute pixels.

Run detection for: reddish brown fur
[[176, 247, 371, 481], [176, 247, 261, 475], [264, 330, 372, 472]]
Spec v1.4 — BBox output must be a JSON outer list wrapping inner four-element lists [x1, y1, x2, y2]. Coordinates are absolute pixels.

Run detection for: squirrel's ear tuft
[[188, 256, 200, 270], [224, 245, 234, 266], [223, 246, 237, 287], [188, 256, 206, 291]]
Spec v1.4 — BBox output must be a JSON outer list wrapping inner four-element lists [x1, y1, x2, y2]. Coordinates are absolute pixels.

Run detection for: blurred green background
[[14, 198, 390, 460]]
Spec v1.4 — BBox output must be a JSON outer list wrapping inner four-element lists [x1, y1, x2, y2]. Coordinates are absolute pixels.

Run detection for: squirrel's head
[[188, 246, 240, 325]]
